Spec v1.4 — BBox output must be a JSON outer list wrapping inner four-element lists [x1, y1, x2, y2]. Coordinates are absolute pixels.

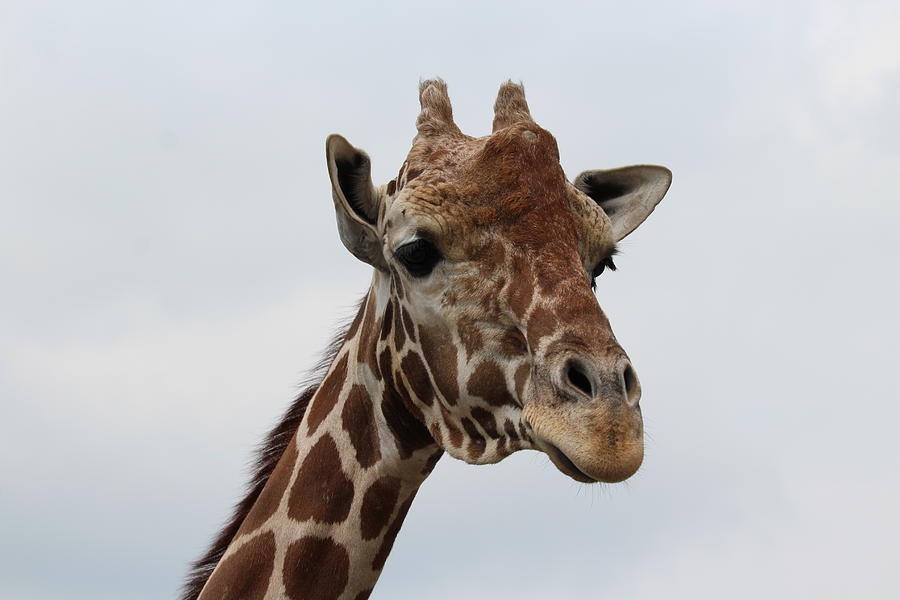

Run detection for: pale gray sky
[[2, 1, 899, 598]]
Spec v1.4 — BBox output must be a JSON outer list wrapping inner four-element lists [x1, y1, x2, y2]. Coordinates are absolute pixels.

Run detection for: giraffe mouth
[[543, 442, 597, 484]]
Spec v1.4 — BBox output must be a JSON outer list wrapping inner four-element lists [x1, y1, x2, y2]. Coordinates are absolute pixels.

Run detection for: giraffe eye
[[590, 256, 617, 290], [395, 239, 442, 277]]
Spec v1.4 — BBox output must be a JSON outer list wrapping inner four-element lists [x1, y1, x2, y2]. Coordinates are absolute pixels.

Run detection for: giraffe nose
[[621, 362, 641, 407], [561, 356, 641, 407]]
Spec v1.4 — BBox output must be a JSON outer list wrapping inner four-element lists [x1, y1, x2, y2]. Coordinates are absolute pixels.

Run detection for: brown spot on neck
[[359, 476, 402, 541], [380, 385, 435, 459], [341, 385, 381, 468], [306, 354, 349, 436], [282, 536, 349, 600], [198, 531, 276, 600], [237, 433, 299, 535], [288, 434, 355, 524], [372, 492, 417, 571]]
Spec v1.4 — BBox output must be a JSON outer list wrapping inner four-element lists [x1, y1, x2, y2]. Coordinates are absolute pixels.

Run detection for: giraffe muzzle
[[523, 351, 645, 483]]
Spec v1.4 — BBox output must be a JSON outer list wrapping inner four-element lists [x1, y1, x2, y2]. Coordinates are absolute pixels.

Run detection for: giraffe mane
[[180, 296, 366, 600]]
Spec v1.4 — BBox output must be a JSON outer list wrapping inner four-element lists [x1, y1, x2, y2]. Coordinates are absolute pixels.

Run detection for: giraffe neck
[[198, 274, 441, 600]]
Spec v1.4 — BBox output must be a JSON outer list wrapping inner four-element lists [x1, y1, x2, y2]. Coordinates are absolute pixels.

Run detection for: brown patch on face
[[461, 417, 486, 459], [396, 366, 427, 422], [199, 531, 275, 600], [401, 307, 417, 344], [341, 385, 381, 469], [238, 433, 299, 535], [514, 362, 531, 402], [429, 424, 444, 446], [470, 406, 499, 438], [393, 271, 405, 300], [534, 256, 562, 295], [380, 386, 435, 459], [360, 476, 402, 541], [418, 325, 459, 405], [428, 148, 448, 163], [518, 421, 532, 442], [504, 418, 520, 441], [380, 300, 394, 342], [472, 205, 498, 226], [400, 351, 434, 406], [472, 239, 506, 276], [406, 167, 423, 182], [393, 301, 406, 350], [525, 305, 558, 349], [288, 435, 354, 524], [499, 328, 528, 358], [467, 361, 518, 407], [456, 318, 484, 360], [372, 492, 417, 571], [440, 404, 464, 448], [422, 448, 443, 475], [282, 536, 349, 600], [306, 354, 348, 436]]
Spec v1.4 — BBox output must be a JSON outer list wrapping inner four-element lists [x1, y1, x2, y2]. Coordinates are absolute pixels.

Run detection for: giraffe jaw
[[541, 441, 597, 484], [536, 433, 643, 484], [524, 403, 644, 484]]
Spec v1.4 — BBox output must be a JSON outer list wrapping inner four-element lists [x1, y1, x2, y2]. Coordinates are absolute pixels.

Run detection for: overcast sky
[[2, 1, 899, 598]]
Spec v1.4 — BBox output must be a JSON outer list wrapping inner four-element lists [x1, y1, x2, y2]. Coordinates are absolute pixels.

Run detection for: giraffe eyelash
[[590, 250, 619, 290], [395, 238, 443, 277]]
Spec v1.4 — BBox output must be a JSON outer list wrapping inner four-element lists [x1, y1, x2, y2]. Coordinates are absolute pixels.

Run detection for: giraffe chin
[[542, 442, 598, 484], [524, 406, 645, 484], [538, 436, 643, 484]]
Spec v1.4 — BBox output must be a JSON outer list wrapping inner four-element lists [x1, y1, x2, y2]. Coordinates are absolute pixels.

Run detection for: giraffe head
[[325, 80, 671, 484]]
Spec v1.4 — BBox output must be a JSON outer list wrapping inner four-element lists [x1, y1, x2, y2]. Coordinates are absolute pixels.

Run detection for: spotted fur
[[184, 79, 670, 600]]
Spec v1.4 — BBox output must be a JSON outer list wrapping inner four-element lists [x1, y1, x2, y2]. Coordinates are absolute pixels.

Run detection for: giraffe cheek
[[417, 324, 459, 406]]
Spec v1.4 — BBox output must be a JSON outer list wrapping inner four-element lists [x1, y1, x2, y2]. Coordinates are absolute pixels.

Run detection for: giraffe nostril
[[622, 362, 641, 407], [565, 361, 594, 398]]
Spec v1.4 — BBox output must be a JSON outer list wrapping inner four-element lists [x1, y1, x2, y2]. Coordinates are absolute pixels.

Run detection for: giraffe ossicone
[[185, 79, 672, 600]]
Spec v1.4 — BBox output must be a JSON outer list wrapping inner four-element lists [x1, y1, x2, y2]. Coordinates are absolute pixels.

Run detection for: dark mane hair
[[180, 297, 365, 600]]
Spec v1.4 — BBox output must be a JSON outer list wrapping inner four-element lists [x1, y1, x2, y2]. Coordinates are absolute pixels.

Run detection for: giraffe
[[183, 79, 672, 600]]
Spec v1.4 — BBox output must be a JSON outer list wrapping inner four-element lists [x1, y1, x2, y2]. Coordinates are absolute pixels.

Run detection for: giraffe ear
[[573, 165, 672, 241], [326, 134, 387, 269]]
